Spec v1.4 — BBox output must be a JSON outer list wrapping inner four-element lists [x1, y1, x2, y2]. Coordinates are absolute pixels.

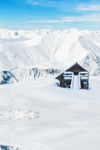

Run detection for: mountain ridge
[[0, 28, 100, 78]]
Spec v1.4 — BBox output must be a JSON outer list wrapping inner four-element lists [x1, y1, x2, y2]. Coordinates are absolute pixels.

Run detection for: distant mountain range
[[0, 28, 100, 82]]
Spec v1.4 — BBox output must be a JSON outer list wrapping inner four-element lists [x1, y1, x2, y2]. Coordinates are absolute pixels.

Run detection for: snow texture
[[0, 28, 100, 80], [0, 28, 100, 150], [0, 77, 100, 150]]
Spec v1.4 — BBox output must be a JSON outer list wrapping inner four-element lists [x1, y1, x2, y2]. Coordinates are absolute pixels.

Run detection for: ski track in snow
[[0, 77, 100, 150]]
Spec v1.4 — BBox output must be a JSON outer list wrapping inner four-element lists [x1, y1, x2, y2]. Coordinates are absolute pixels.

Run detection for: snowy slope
[[0, 28, 100, 77], [0, 77, 100, 150], [0, 71, 18, 84]]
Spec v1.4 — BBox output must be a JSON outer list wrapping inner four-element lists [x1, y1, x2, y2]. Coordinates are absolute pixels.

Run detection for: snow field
[[0, 77, 100, 150]]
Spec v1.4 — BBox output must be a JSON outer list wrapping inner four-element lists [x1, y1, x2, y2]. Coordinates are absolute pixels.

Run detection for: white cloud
[[28, 20, 64, 23], [26, 0, 100, 13], [63, 13, 100, 22], [77, 4, 100, 11], [26, 0, 73, 10], [27, 0, 59, 7], [32, 1, 38, 5], [28, 13, 100, 23]]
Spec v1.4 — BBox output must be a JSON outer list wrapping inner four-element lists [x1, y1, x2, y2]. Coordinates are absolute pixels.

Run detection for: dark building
[[56, 62, 89, 89]]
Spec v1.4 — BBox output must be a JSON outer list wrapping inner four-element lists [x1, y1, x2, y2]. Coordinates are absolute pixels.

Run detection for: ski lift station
[[56, 62, 89, 89]]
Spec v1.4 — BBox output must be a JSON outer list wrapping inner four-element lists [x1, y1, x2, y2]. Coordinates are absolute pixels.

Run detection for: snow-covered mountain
[[0, 28, 100, 81], [0, 145, 20, 150], [0, 71, 18, 84]]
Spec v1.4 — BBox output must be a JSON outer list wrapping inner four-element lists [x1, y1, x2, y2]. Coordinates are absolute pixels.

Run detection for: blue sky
[[0, 0, 100, 30]]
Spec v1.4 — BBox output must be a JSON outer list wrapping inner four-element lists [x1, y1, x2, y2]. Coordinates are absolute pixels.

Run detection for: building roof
[[65, 62, 88, 72], [56, 62, 88, 81]]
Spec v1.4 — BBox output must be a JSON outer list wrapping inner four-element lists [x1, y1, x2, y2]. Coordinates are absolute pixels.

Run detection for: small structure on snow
[[56, 62, 89, 89]]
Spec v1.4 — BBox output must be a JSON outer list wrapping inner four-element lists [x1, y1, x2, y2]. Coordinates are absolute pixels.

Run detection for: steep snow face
[[0, 28, 100, 75], [0, 71, 18, 84], [79, 35, 100, 75]]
